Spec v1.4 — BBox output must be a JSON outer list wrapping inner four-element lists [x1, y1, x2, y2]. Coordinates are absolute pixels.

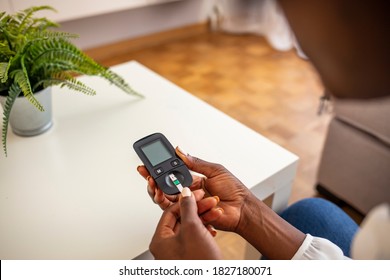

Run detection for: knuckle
[[213, 163, 225, 171], [189, 156, 201, 168], [182, 220, 198, 230]]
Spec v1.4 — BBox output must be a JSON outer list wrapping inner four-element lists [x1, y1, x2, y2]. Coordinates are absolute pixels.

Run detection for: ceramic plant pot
[[0, 87, 53, 136]]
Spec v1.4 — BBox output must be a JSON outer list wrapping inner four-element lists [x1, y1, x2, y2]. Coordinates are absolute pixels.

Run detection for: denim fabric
[[280, 198, 359, 257]]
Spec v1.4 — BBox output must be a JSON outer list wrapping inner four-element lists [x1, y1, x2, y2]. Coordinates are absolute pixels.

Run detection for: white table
[[0, 61, 298, 259]]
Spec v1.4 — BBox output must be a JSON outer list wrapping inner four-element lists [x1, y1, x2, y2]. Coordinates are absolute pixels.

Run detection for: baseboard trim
[[85, 22, 209, 65]]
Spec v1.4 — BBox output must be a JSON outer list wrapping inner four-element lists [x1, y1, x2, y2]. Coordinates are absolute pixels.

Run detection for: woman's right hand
[[150, 187, 222, 260]]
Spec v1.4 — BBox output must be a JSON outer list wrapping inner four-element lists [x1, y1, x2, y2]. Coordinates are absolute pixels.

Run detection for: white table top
[[0, 61, 298, 259]]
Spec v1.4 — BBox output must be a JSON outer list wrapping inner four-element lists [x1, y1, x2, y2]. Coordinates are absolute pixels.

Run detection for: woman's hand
[[138, 147, 306, 259], [137, 147, 251, 233], [150, 188, 222, 260]]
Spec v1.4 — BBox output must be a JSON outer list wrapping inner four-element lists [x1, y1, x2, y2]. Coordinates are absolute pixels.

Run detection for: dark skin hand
[[149, 187, 222, 260], [137, 146, 250, 232], [138, 147, 306, 259]]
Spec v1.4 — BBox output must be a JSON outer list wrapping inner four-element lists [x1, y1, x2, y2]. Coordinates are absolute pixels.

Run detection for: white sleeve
[[292, 234, 350, 260]]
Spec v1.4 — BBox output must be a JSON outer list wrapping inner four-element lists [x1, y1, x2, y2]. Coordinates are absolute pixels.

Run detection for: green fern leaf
[[1, 5, 143, 156], [24, 36, 141, 97], [0, 12, 10, 30], [0, 42, 15, 61], [56, 72, 96, 95], [29, 40, 86, 75], [11, 69, 44, 111], [0, 62, 8, 82], [21, 32, 77, 60], [27, 31, 78, 42], [29, 38, 95, 74], [101, 69, 142, 97], [34, 73, 96, 96], [0, 56, 13, 84], [17, 6, 57, 34], [58, 78, 96, 96], [2, 83, 22, 156]]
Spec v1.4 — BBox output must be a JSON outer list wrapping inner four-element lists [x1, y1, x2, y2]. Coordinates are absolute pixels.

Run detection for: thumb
[[179, 187, 199, 223], [176, 146, 225, 178]]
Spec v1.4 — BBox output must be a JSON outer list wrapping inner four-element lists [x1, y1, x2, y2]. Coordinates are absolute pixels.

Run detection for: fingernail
[[177, 146, 188, 156], [207, 224, 217, 237], [182, 187, 191, 197], [136, 165, 142, 172], [213, 196, 220, 204], [217, 207, 224, 214], [146, 176, 151, 182]]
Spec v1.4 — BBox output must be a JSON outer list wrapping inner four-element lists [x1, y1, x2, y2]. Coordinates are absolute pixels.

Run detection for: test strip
[[168, 173, 184, 193]]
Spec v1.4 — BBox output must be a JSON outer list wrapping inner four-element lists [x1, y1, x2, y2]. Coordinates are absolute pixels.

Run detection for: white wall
[[8, 0, 183, 22], [57, 0, 213, 50], [0, 0, 12, 13]]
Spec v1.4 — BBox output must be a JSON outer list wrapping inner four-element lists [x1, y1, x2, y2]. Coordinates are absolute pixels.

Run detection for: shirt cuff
[[292, 234, 349, 260]]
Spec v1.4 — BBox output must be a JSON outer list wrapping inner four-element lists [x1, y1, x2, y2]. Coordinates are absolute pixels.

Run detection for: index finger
[[176, 147, 225, 178], [137, 165, 150, 179]]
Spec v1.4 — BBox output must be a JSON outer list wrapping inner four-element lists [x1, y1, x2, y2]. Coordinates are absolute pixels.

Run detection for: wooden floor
[[86, 25, 362, 259]]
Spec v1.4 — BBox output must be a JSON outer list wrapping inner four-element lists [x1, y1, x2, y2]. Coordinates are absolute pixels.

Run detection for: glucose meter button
[[171, 159, 180, 167], [155, 167, 164, 175]]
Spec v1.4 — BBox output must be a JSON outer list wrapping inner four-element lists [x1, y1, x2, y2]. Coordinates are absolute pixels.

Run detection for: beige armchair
[[316, 96, 390, 215]]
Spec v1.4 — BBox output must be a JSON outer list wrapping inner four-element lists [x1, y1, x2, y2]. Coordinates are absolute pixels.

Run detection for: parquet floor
[[86, 27, 360, 259]]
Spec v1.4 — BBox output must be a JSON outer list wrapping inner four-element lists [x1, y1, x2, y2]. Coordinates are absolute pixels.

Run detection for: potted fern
[[0, 6, 142, 156]]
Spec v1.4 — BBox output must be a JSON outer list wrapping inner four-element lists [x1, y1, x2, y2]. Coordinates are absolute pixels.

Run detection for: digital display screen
[[141, 139, 172, 166]]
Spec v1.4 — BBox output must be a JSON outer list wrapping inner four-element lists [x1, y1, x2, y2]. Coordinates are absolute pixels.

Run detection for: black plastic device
[[133, 133, 193, 195]]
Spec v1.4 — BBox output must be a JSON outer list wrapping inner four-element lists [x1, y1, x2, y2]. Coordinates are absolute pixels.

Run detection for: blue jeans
[[280, 198, 359, 257]]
